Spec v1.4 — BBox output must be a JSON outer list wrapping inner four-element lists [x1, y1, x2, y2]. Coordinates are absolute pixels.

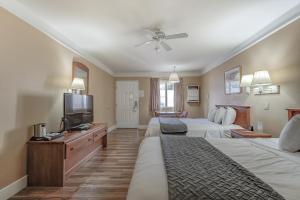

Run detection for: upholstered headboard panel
[[216, 105, 251, 129]]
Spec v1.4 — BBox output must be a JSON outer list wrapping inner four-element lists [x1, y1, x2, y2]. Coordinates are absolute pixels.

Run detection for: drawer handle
[[70, 147, 74, 151], [88, 138, 92, 142]]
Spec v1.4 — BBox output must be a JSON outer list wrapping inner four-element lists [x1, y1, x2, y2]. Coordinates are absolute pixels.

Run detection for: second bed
[[145, 105, 250, 138]]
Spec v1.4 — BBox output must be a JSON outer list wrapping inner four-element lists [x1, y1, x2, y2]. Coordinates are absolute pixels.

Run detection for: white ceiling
[[3, 0, 300, 75]]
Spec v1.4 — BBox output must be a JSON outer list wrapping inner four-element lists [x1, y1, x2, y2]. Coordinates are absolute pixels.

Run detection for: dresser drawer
[[65, 133, 93, 159], [65, 133, 94, 171]]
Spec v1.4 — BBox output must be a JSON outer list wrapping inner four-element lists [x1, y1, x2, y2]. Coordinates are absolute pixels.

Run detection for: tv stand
[[27, 123, 107, 186]]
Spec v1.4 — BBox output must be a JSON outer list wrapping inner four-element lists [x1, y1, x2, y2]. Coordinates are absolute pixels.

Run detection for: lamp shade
[[252, 70, 272, 86], [240, 74, 253, 87], [169, 66, 180, 83], [71, 78, 85, 90], [169, 72, 180, 83]]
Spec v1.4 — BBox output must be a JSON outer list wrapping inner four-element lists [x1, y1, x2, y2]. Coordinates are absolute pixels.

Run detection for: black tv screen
[[63, 93, 93, 130]]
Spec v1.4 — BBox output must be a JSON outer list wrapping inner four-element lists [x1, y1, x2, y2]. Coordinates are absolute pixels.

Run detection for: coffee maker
[[33, 123, 47, 138]]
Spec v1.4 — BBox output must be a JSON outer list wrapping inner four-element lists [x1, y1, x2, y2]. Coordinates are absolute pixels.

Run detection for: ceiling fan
[[134, 29, 188, 52]]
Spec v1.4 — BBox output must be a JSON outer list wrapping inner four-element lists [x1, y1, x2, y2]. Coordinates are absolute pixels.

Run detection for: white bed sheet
[[145, 117, 242, 138], [127, 137, 300, 200]]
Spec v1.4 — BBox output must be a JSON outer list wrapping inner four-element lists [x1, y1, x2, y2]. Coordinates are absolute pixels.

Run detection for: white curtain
[[174, 78, 184, 112], [150, 78, 160, 112]]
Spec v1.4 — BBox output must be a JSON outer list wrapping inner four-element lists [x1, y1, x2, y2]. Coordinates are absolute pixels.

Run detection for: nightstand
[[230, 129, 272, 138]]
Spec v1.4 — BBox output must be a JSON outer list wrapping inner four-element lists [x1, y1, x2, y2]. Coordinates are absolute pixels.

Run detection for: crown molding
[[1, 1, 299, 77], [114, 71, 202, 78], [199, 3, 300, 75], [0, 0, 114, 75]]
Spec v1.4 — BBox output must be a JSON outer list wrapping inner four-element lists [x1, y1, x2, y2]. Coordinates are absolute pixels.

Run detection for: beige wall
[[0, 8, 115, 188], [200, 19, 300, 136], [115, 76, 202, 125]]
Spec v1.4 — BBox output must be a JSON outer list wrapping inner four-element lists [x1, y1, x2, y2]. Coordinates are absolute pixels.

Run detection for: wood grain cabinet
[[27, 123, 107, 187]]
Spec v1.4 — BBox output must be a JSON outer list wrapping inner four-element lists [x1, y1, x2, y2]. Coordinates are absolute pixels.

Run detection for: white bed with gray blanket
[[145, 117, 242, 137], [127, 137, 300, 200], [145, 105, 251, 138]]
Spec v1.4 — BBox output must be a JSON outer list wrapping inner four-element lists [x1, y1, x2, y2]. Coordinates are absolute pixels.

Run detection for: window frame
[[160, 80, 174, 109]]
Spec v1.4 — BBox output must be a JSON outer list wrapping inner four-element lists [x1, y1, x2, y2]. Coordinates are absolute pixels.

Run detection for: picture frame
[[72, 62, 89, 94], [224, 66, 241, 95]]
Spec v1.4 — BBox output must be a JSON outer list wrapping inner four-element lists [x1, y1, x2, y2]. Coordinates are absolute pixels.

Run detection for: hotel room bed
[[145, 105, 250, 138], [145, 117, 242, 137], [127, 137, 300, 200]]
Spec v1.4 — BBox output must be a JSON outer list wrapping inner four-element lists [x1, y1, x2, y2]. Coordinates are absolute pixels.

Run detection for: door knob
[[133, 100, 138, 112]]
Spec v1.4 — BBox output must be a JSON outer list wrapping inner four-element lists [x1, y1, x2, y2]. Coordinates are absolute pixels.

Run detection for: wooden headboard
[[287, 108, 300, 120], [216, 105, 251, 129]]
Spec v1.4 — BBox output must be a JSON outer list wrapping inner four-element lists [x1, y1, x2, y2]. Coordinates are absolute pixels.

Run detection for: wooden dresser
[[27, 123, 107, 187]]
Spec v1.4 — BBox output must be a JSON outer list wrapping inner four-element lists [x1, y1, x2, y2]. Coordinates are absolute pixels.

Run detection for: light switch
[[264, 102, 270, 110]]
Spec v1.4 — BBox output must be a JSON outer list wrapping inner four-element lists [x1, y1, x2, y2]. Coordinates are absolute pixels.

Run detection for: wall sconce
[[240, 70, 280, 95], [71, 78, 85, 94], [240, 74, 253, 94]]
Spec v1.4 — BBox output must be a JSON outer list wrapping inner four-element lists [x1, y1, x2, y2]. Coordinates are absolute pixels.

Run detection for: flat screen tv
[[63, 93, 93, 131]]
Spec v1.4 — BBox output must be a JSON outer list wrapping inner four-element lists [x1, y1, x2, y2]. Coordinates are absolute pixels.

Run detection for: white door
[[116, 81, 139, 128]]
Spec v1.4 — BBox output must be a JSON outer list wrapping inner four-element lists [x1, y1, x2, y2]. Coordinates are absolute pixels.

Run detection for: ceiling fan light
[[155, 46, 161, 52]]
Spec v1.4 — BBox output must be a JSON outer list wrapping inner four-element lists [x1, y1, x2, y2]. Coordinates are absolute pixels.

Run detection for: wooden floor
[[11, 129, 144, 200]]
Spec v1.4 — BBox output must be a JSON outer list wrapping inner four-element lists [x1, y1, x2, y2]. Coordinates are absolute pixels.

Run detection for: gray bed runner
[[160, 135, 285, 200], [159, 117, 187, 135]]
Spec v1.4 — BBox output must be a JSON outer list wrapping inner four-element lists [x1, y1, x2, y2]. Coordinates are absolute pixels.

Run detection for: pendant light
[[169, 66, 180, 83]]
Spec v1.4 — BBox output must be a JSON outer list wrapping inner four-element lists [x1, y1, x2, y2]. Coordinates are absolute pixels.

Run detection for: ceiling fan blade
[[134, 40, 154, 47], [160, 41, 172, 51], [165, 33, 188, 40]]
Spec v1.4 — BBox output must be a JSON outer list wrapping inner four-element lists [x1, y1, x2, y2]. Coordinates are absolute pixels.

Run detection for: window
[[160, 80, 174, 108]]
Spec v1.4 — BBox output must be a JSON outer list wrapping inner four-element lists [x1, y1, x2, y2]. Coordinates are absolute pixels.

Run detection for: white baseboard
[[138, 125, 148, 129], [107, 125, 117, 133], [0, 175, 27, 200]]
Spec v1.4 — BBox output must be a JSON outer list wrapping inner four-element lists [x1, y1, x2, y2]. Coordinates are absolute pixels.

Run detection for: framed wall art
[[224, 66, 241, 95]]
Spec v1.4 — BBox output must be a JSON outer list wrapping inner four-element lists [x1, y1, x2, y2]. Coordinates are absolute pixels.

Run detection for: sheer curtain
[[174, 78, 184, 112], [150, 78, 160, 113]]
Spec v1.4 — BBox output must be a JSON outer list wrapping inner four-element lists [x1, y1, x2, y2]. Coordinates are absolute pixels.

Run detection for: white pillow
[[214, 107, 226, 124], [208, 107, 217, 122], [279, 114, 300, 152], [222, 107, 237, 125]]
